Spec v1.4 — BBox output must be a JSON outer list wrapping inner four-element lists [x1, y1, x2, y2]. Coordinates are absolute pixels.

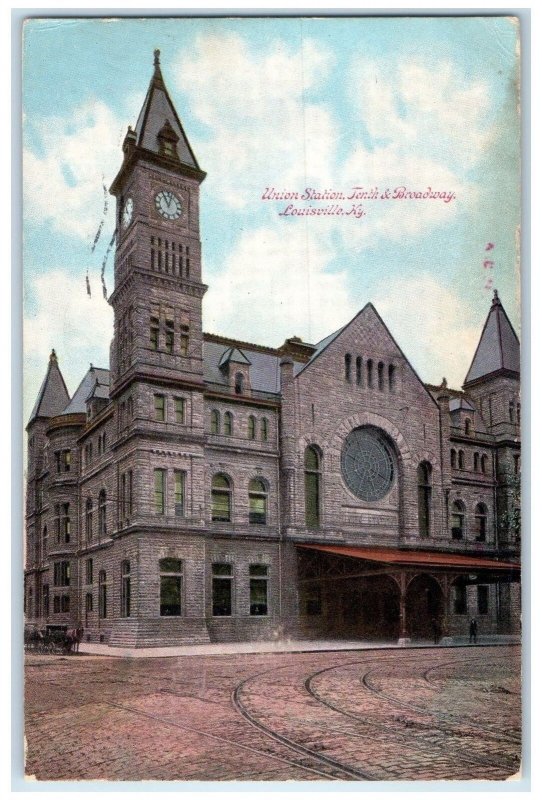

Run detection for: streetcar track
[[102, 699, 347, 780], [232, 671, 376, 780], [361, 655, 521, 744], [304, 664, 519, 774]]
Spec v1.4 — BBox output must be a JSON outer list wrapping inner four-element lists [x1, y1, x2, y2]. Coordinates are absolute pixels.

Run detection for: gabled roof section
[[28, 350, 70, 426], [218, 347, 252, 369], [464, 291, 520, 386], [134, 49, 200, 170], [203, 338, 281, 396], [60, 366, 110, 415], [296, 303, 439, 407]]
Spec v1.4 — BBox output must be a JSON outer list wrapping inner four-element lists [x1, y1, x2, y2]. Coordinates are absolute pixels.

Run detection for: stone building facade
[[24, 53, 521, 647]]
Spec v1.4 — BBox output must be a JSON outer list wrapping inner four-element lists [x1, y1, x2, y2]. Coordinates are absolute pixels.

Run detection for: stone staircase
[[108, 618, 211, 648]]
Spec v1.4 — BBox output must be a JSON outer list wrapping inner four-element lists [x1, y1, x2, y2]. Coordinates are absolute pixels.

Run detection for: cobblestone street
[[24, 644, 521, 783]]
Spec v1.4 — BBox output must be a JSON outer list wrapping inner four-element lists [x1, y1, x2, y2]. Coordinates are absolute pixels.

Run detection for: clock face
[[341, 426, 395, 502], [155, 189, 182, 220], [122, 197, 133, 228]]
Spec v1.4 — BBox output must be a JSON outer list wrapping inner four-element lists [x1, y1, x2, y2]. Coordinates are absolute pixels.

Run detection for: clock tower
[[109, 50, 207, 397]]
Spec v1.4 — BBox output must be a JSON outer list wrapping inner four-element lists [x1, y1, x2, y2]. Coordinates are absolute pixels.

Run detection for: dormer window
[[157, 119, 179, 160], [235, 373, 244, 395]]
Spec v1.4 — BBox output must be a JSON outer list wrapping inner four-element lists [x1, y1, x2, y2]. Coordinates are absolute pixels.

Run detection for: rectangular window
[[154, 394, 166, 421], [62, 450, 71, 472], [154, 468, 166, 514], [55, 504, 61, 543], [453, 584, 467, 615], [212, 563, 232, 616], [55, 451, 61, 473], [121, 563, 131, 618], [43, 585, 49, 616], [165, 320, 174, 354], [174, 397, 185, 424], [61, 595, 70, 613], [53, 596, 60, 614], [477, 585, 489, 615], [53, 561, 70, 587], [160, 558, 182, 616], [150, 316, 159, 350], [174, 470, 185, 517], [180, 331, 189, 356], [85, 592, 93, 613], [86, 559, 93, 585], [128, 470, 133, 516], [249, 564, 268, 616]]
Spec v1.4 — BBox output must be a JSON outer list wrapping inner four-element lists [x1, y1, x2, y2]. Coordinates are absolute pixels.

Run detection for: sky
[[22, 15, 521, 424]]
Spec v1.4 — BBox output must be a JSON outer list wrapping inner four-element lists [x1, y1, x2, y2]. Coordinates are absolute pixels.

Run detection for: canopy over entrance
[[297, 544, 520, 576]]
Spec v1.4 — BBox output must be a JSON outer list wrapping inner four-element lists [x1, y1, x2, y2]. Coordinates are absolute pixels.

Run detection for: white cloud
[[24, 100, 126, 242], [350, 58, 492, 170], [204, 224, 355, 346], [173, 33, 337, 209], [24, 270, 113, 424], [372, 273, 481, 388]]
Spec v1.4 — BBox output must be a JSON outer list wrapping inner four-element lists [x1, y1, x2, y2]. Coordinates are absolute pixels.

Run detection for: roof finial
[[154, 49, 161, 67], [49, 348, 57, 364], [492, 288, 500, 306]]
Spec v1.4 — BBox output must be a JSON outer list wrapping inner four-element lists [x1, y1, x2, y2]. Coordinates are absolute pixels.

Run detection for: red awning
[[297, 543, 520, 573]]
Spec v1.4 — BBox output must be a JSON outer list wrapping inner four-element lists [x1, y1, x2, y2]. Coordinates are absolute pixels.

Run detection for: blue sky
[[23, 16, 520, 422]]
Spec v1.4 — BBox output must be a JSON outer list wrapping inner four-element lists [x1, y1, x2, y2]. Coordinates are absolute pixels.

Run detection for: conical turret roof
[[464, 291, 520, 386], [27, 350, 70, 426], [133, 49, 200, 169]]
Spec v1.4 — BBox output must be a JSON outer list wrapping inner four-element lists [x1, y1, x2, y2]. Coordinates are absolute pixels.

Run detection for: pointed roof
[[133, 49, 200, 169], [28, 350, 70, 426], [464, 291, 520, 386], [218, 347, 252, 369], [61, 366, 110, 415]]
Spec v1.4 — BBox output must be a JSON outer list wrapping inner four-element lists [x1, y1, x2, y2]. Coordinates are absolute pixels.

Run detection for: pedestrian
[[469, 618, 478, 644], [431, 617, 441, 645]]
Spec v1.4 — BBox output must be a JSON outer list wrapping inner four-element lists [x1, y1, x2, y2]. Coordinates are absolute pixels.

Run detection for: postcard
[[22, 15, 522, 784]]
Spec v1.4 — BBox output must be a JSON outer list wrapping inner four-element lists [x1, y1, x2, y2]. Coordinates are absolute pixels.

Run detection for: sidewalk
[[78, 634, 520, 659]]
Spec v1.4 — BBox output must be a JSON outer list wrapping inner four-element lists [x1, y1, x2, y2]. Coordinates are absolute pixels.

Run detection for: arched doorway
[[406, 574, 444, 639]]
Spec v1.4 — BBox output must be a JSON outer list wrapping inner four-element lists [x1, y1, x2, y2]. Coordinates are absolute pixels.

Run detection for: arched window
[[249, 478, 268, 524], [261, 417, 269, 442], [475, 503, 488, 542], [417, 462, 432, 537], [366, 359, 374, 388], [465, 418, 472, 435], [211, 474, 232, 522], [98, 570, 107, 618], [451, 449, 457, 469], [356, 356, 363, 386], [121, 560, 131, 617], [388, 364, 396, 392], [480, 454, 488, 474], [451, 500, 465, 540], [248, 415, 256, 440], [159, 558, 182, 616], [210, 409, 220, 435], [344, 353, 352, 382], [85, 498, 93, 542], [98, 490, 106, 537], [458, 450, 465, 470], [304, 446, 321, 529], [473, 452, 479, 472], [234, 373, 244, 395], [377, 361, 385, 391], [42, 526, 48, 561], [224, 411, 233, 436]]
